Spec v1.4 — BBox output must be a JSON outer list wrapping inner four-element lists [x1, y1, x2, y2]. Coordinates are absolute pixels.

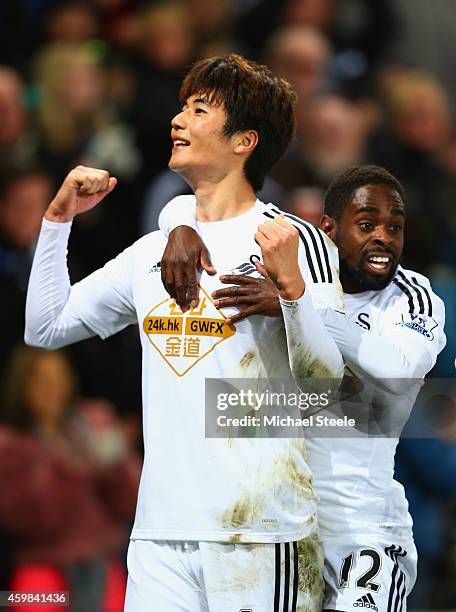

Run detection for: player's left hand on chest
[[212, 263, 281, 325]]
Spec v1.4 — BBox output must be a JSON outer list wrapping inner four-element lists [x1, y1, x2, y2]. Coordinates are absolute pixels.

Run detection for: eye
[[359, 222, 374, 231], [390, 224, 403, 232], [194, 107, 206, 115]]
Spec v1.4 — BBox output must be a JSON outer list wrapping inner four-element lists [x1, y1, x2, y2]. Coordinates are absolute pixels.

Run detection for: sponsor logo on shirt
[[396, 313, 438, 341], [143, 286, 236, 376], [230, 254, 261, 276], [353, 594, 378, 610]]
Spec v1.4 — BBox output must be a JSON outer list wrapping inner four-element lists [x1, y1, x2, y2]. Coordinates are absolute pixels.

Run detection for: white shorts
[[124, 534, 324, 612], [321, 534, 417, 612]]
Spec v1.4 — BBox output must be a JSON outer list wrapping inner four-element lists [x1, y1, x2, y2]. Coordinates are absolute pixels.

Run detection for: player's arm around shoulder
[[158, 194, 197, 237], [159, 198, 216, 311]]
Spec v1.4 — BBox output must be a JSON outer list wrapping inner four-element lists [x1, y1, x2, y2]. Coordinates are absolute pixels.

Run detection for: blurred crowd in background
[[0, 0, 455, 610]]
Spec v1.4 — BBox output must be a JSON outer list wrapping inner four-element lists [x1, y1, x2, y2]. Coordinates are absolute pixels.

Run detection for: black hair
[[324, 165, 406, 220], [180, 54, 297, 192]]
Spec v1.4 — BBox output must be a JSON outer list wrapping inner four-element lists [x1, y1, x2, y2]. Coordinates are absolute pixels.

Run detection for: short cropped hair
[[180, 54, 297, 192], [324, 165, 406, 220]]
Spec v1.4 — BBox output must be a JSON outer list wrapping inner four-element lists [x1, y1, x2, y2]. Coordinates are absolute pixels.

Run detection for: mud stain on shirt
[[220, 493, 265, 530], [240, 350, 256, 369]]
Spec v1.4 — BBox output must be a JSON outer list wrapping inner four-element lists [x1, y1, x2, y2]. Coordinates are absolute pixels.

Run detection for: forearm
[[319, 309, 433, 386], [25, 219, 94, 348], [280, 291, 345, 383]]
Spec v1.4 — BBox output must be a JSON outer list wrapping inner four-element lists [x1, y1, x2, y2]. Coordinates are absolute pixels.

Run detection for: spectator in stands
[[286, 186, 325, 226], [0, 169, 54, 379], [265, 25, 331, 101], [0, 67, 39, 177], [34, 40, 142, 270], [281, 0, 395, 72], [0, 345, 141, 612], [271, 94, 371, 193], [368, 70, 456, 273], [34, 41, 140, 183], [129, 3, 197, 180], [181, 0, 236, 57], [43, 0, 100, 44]]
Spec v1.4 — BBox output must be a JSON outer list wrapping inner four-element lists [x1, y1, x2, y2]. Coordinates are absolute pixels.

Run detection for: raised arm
[[25, 166, 136, 349]]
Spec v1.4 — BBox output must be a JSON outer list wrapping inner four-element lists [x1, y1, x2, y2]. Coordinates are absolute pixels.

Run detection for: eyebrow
[[191, 96, 212, 106], [355, 205, 406, 218], [391, 207, 406, 218]]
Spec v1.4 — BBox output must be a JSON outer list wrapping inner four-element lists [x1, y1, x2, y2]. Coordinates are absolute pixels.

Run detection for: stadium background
[[0, 1, 455, 610]]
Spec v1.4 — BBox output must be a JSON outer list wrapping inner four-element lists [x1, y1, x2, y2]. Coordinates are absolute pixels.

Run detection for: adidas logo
[[353, 593, 378, 610], [148, 261, 161, 273]]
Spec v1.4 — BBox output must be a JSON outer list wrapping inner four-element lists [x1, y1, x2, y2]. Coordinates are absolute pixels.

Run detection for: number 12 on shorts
[[339, 549, 381, 592]]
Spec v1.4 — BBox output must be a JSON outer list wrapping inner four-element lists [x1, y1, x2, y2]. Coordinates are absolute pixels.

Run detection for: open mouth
[[365, 254, 392, 273], [172, 138, 190, 149]]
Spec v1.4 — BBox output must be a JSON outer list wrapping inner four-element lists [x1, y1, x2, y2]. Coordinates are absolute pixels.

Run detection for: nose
[[372, 225, 393, 246], [171, 108, 187, 131]]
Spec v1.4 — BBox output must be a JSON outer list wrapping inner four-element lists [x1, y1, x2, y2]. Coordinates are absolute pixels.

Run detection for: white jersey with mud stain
[[307, 266, 446, 540], [160, 198, 447, 543], [25, 199, 344, 544]]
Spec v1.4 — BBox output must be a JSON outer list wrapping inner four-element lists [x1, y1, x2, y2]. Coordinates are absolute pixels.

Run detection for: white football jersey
[[26, 200, 344, 544], [307, 265, 446, 539], [160, 198, 446, 541]]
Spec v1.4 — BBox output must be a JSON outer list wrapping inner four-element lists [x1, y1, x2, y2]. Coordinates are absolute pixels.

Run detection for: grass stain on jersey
[[267, 442, 315, 510], [221, 493, 264, 531], [293, 348, 335, 380], [296, 532, 325, 611], [282, 455, 314, 498], [229, 533, 242, 542], [240, 350, 256, 368], [284, 308, 335, 379]]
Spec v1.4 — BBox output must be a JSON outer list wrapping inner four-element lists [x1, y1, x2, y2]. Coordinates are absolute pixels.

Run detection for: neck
[[340, 269, 363, 294], [192, 173, 256, 222]]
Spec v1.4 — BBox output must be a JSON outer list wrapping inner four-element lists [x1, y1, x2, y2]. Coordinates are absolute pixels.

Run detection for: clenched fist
[[45, 166, 117, 223], [254, 215, 305, 300]]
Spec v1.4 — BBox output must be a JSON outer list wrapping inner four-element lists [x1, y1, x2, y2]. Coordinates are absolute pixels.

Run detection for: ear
[[320, 214, 337, 242], [233, 130, 259, 156]]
